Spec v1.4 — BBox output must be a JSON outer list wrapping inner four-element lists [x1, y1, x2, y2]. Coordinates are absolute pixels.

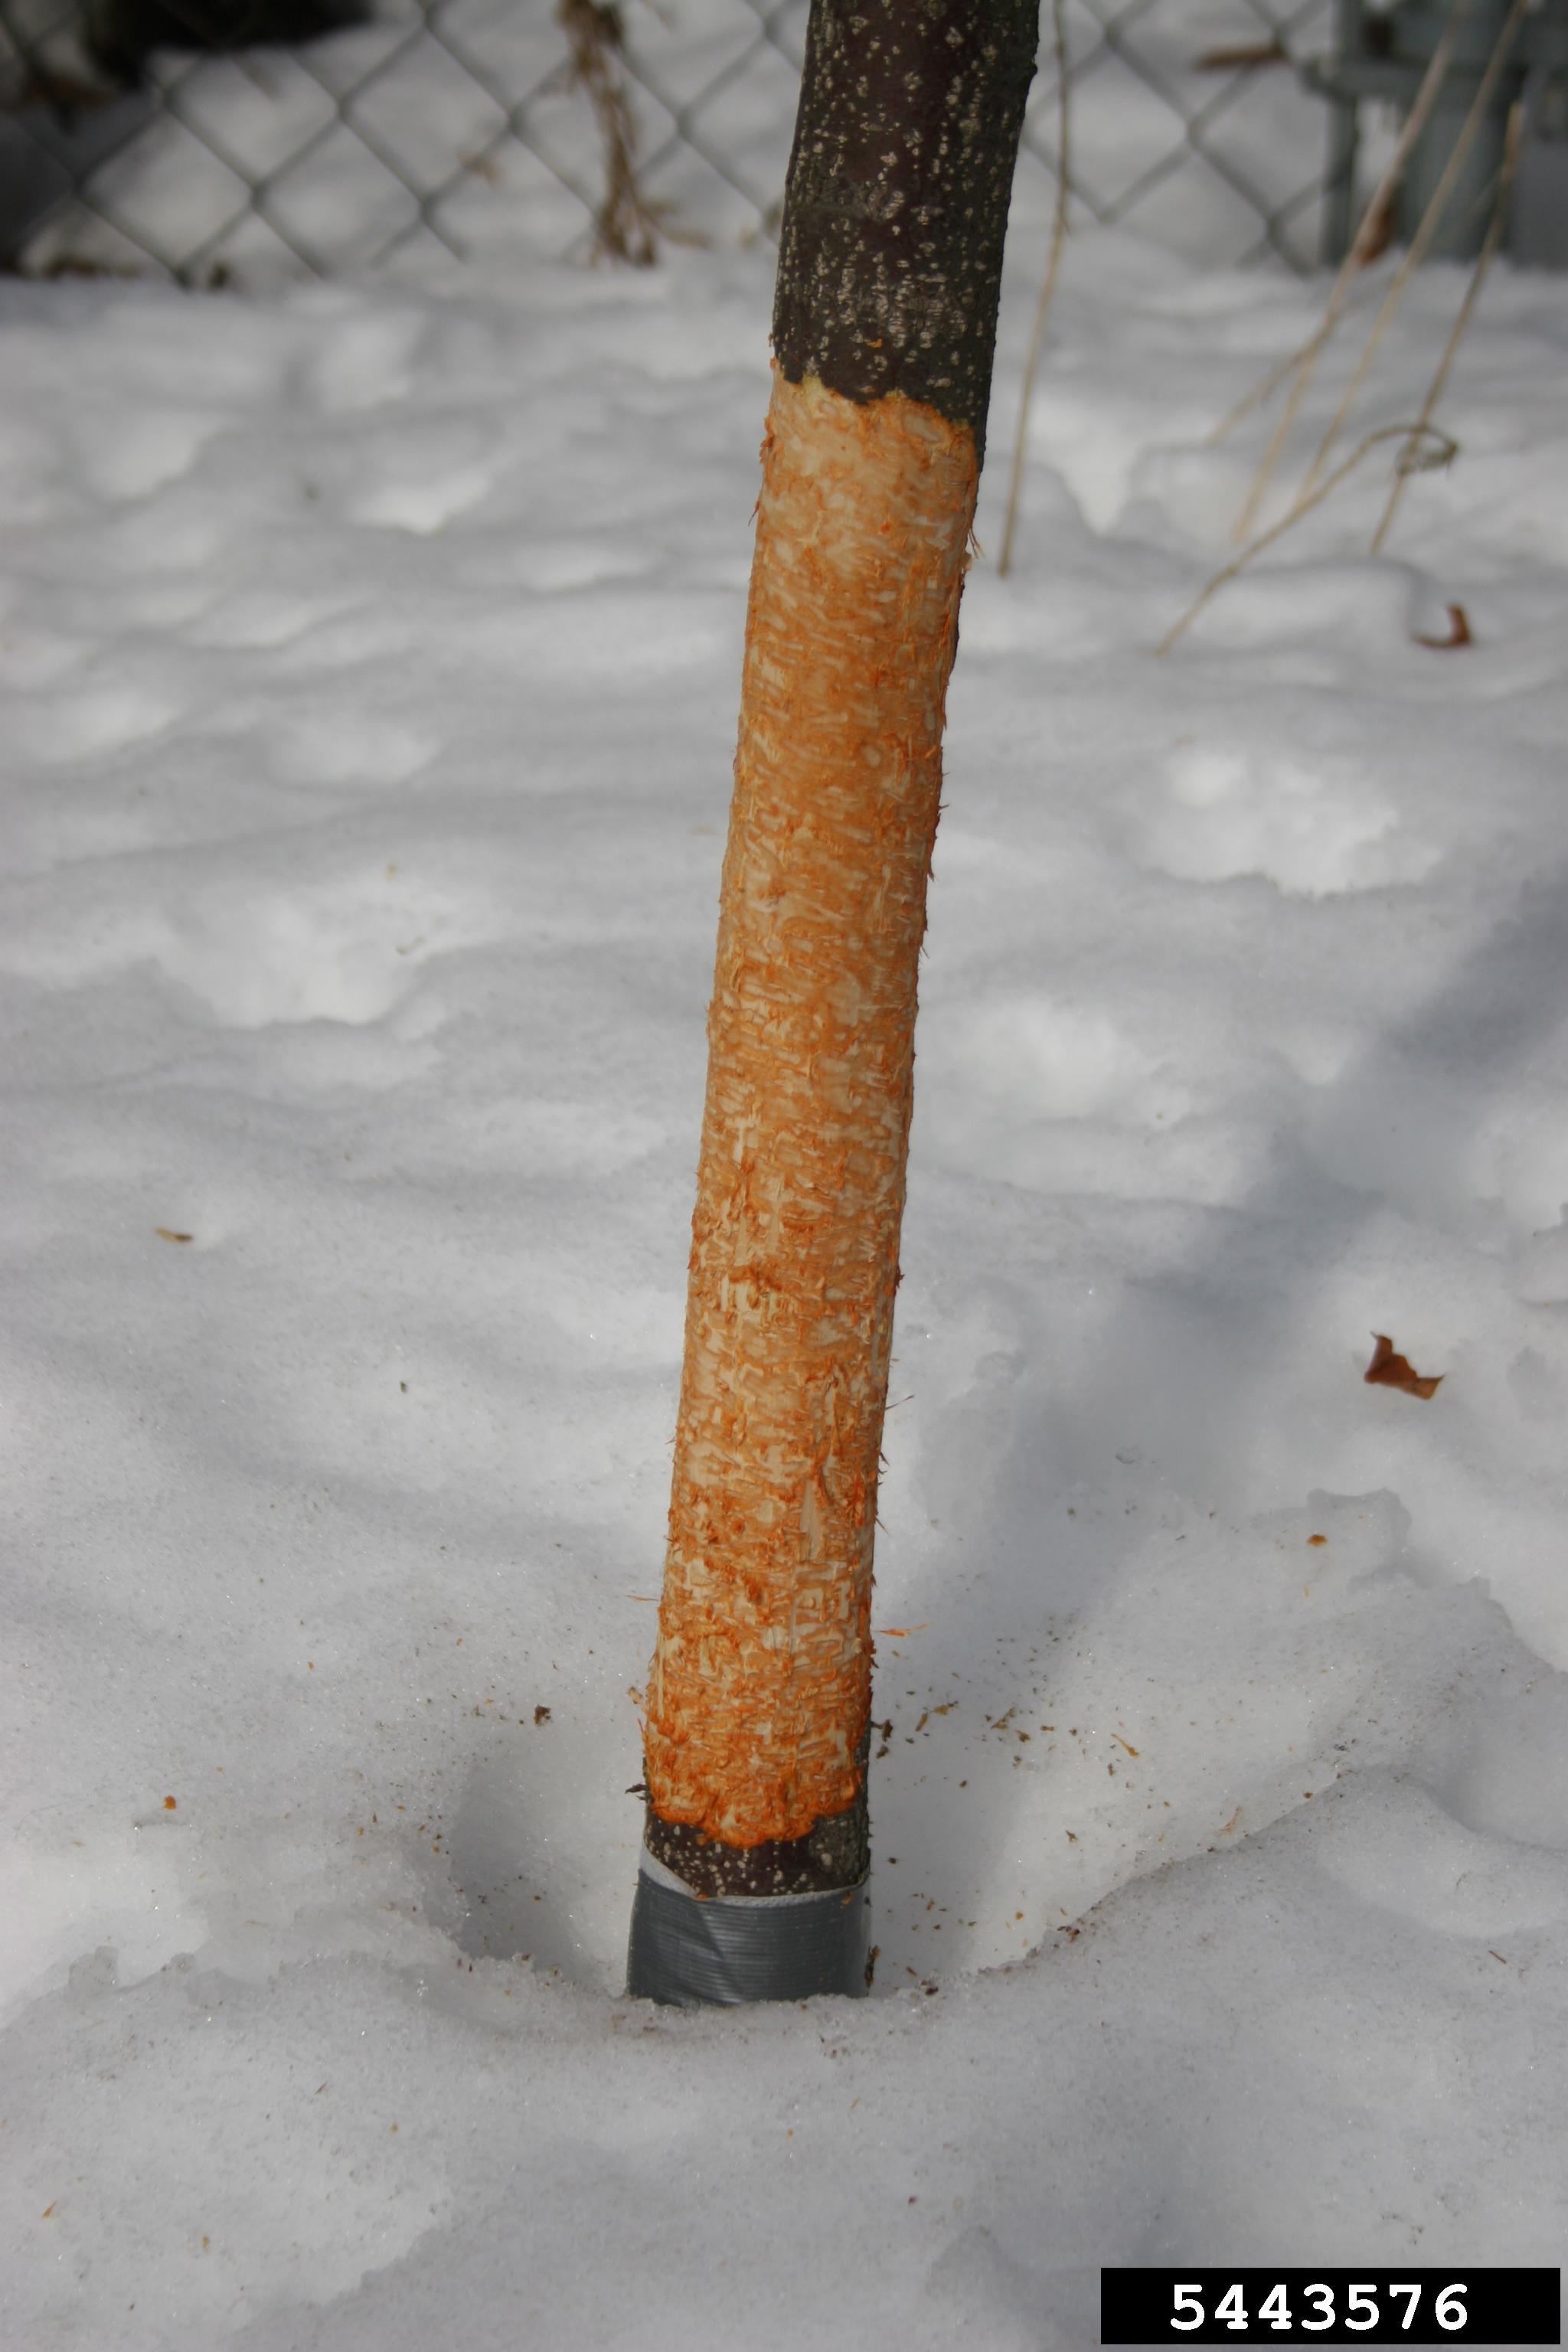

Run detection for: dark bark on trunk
[[773, 0, 1037, 461]]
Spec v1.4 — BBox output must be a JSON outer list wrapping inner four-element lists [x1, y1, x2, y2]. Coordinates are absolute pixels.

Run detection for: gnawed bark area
[[645, 371, 976, 1866]]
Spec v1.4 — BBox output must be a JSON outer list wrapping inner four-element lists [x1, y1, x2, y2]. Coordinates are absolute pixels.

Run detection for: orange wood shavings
[[1364, 1332, 1444, 1400], [645, 368, 978, 1848]]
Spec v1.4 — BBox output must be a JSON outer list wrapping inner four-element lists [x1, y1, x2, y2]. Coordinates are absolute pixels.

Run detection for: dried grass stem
[[998, 0, 1070, 580], [1369, 100, 1524, 555], [558, 0, 659, 266], [1158, 423, 1458, 657], [1224, 0, 1475, 541], [1296, 0, 1528, 506]]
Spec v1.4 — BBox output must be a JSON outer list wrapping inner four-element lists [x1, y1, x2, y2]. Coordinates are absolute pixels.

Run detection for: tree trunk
[[628, 0, 1036, 2007]]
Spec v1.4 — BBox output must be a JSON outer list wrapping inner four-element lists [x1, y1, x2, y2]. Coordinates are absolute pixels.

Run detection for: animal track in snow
[[507, 537, 659, 594], [913, 991, 1194, 1195], [0, 629, 88, 690], [923, 994, 1159, 1124], [155, 861, 505, 1029], [2, 856, 500, 1031], [70, 408, 224, 503], [160, 888, 418, 1027], [342, 424, 496, 536], [184, 591, 361, 652], [353, 463, 496, 537], [1139, 745, 1436, 896], [1417, 1666, 1568, 1856], [270, 707, 440, 789], [1468, 1095, 1568, 1236], [8, 681, 176, 766], [301, 306, 430, 415], [1309, 1773, 1568, 1940]]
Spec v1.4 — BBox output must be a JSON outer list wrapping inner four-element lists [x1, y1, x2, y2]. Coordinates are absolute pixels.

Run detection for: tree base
[[626, 1846, 870, 2007]]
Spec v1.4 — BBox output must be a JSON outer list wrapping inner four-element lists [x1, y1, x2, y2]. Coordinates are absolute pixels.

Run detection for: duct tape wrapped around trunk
[[626, 1846, 870, 2006]]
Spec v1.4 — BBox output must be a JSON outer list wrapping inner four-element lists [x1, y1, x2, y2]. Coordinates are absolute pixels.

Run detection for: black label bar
[[1100, 2268, 1560, 2347]]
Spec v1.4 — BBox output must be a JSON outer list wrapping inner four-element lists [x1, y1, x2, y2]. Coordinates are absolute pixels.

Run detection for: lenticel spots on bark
[[773, 0, 1037, 459]]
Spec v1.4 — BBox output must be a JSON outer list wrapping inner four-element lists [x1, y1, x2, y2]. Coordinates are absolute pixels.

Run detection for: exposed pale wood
[[645, 369, 976, 1850]]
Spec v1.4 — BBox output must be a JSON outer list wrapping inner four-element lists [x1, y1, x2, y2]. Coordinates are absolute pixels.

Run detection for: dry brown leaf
[[1194, 39, 1285, 69], [1414, 603, 1472, 650], [1365, 1332, 1444, 1400]]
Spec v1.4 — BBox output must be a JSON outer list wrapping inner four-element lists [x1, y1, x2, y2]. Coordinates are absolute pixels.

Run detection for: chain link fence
[[0, 0, 1341, 285]]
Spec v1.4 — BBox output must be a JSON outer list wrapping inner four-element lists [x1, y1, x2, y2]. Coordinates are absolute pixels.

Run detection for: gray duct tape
[[626, 1845, 871, 2007]]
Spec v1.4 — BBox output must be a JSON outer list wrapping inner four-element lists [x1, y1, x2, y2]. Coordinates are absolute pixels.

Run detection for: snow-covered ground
[[2, 168, 1566, 2349]]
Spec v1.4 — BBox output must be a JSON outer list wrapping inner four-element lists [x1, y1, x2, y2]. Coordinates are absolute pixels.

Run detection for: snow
[[3, 149, 1567, 2352]]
